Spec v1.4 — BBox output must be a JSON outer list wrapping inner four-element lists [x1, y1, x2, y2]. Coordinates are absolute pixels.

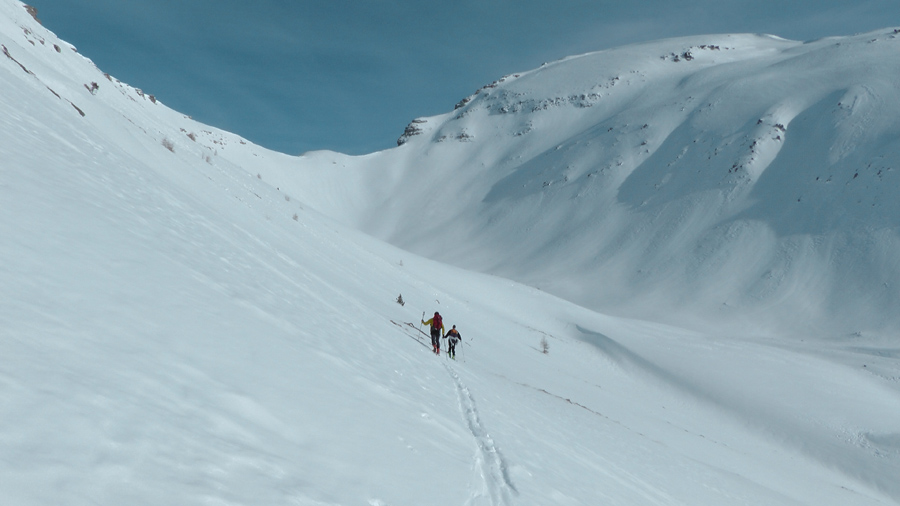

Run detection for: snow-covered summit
[[267, 28, 900, 337]]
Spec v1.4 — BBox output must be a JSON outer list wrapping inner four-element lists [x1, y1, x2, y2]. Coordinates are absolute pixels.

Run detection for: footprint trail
[[445, 364, 518, 506]]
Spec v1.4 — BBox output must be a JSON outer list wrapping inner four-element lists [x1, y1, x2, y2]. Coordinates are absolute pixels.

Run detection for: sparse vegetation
[[161, 138, 175, 152], [23, 4, 41, 24], [3, 44, 34, 75]]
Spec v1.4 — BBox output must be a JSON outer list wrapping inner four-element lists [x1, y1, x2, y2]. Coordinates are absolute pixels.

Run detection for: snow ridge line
[[445, 364, 518, 505]]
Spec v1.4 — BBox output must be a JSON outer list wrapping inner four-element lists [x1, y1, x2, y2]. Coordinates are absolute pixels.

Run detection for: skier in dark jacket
[[446, 325, 462, 359], [422, 312, 445, 355]]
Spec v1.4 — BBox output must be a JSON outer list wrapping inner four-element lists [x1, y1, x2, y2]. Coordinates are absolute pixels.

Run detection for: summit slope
[[263, 30, 900, 337]]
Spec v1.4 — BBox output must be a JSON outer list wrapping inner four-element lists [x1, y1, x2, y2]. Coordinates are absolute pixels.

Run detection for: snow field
[[2, 3, 900, 504]]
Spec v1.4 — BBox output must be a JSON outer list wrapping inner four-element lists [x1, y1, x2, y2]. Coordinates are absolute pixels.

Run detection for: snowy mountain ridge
[[260, 28, 900, 337], [3, 1, 900, 504]]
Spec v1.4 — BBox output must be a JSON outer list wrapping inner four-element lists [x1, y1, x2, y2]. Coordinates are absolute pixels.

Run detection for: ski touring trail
[[445, 363, 518, 506]]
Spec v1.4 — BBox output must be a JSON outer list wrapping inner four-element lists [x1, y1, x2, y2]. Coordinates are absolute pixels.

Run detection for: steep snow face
[[268, 30, 900, 337]]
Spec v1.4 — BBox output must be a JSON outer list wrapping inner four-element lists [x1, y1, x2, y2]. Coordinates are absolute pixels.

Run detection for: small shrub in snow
[[161, 138, 175, 152], [540, 336, 549, 354], [396, 294, 405, 306]]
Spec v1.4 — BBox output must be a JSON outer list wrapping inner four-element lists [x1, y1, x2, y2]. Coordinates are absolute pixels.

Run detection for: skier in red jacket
[[421, 312, 444, 355]]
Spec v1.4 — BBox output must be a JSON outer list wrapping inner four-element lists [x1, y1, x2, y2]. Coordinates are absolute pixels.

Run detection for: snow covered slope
[[261, 29, 900, 337], [3, 2, 900, 505]]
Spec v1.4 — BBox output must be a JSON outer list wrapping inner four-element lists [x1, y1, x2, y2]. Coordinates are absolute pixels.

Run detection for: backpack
[[432, 313, 442, 330]]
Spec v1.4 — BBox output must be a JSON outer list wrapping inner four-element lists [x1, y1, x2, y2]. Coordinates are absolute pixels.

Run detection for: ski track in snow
[[445, 363, 518, 506]]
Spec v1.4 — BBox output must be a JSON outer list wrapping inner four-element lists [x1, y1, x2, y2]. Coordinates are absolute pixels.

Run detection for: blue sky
[[27, 0, 899, 155]]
